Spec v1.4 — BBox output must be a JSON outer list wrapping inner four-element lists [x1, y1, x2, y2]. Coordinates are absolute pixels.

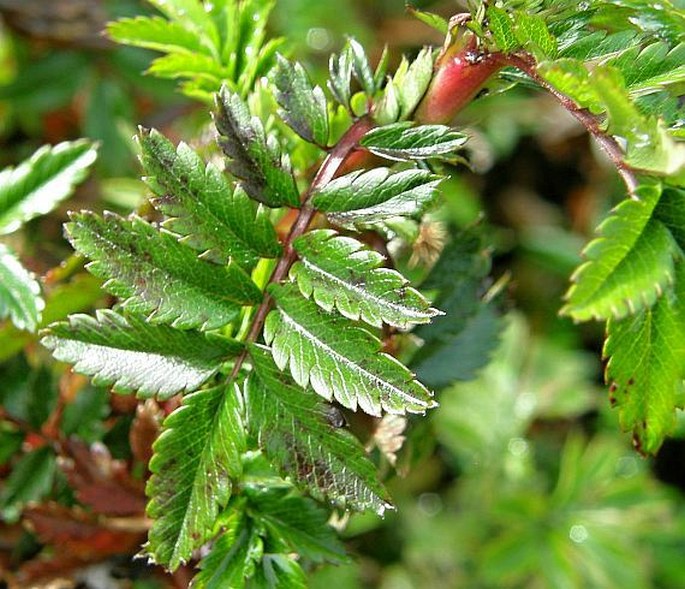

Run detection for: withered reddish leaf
[[59, 439, 145, 516], [130, 399, 162, 467], [23, 503, 145, 560]]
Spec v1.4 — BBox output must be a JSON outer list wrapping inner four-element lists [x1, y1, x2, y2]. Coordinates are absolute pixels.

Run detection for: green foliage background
[[1, 0, 685, 587]]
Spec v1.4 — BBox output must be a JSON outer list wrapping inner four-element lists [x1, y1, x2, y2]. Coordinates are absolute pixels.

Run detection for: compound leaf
[[311, 167, 441, 228], [604, 266, 685, 455], [0, 244, 44, 332], [561, 184, 680, 321], [291, 229, 439, 328], [273, 55, 329, 146], [138, 128, 281, 269], [0, 140, 96, 235], [146, 384, 245, 569], [246, 344, 391, 514], [264, 283, 435, 416], [215, 88, 300, 208], [360, 122, 467, 161], [67, 211, 262, 330], [41, 310, 240, 399]]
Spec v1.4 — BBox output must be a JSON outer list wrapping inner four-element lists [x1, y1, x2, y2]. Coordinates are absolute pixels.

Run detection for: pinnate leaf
[[215, 88, 300, 208], [264, 283, 435, 416], [41, 310, 240, 399], [291, 229, 439, 328], [0, 140, 96, 235], [146, 384, 245, 569], [604, 267, 685, 455], [246, 344, 391, 513], [360, 122, 467, 161], [138, 128, 280, 268], [311, 167, 441, 228], [273, 55, 329, 146], [107, 16, 208, 56], [67, 211, 261, 330], [562, 184, 680, 321], [0, 244, 44, 332]]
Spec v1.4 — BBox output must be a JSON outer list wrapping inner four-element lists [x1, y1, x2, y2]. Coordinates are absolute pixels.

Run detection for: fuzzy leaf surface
[[291, 229, 438, 328], [311, 167, 441, 228], [273, 55, 329, 146], [604, 267, 685, 455], [562, 185, 679, 321], [0, 140, 96, 235], [67, 211, 261, 330], [139, 128, 280, 268], [215, 88, 299, 207], [0, 244, 43, 332], [146, 384, 245, 570], [41, 310, 240, 399], [360, 122, 467, 161], [246, 345, 390, 513], [264, 283, 435, 416]]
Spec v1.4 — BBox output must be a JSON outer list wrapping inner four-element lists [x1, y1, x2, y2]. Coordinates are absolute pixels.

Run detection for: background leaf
[[0, 140, 97, 235], [0, 244, 44, 332]]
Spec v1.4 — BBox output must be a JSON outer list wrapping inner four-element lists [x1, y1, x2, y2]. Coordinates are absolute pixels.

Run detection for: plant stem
[[229, 116, 375, 379], [504, 52, 640, 196]]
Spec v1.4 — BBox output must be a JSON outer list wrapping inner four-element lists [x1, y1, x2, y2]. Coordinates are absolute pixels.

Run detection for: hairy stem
[[504, 52, 640, 196], [230, 116, 375, 378]]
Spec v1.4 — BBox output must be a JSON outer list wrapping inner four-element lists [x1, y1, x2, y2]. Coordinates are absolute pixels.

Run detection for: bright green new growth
[[0, 244, 44, 333]]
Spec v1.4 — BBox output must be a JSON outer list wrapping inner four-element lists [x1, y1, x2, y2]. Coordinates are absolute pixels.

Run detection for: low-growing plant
[[2, 0, 685, 585]]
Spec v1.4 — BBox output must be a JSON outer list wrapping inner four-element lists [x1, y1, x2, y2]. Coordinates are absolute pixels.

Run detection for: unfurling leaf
[[215, 88, 300, 208], [360, 122, 467, 161], [291, 229, 439, 328], [0, 140, 97, 235], [67, 211, 262, 330], [247, 345, 391, 514], [41, 310, 241, 399], [264, 283, 435, 416], [0, 244, 44, 332], [146, 384, 245, 569], [273, 55, 329, 146], [138, 128, 281, 269], [311, 167, 442, 228]]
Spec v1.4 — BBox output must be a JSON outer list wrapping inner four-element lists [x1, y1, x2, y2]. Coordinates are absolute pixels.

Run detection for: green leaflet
[[194, 506, 260, 588], [251, 554, 307, 588], [264, 283, 435, 416], [244, 487, 347, 564], [41, 310, 241, 399], [146, 384, 245, 570], [0, 446, 56, 523], [604, 266, 685, 455], [0, 140, 96, 235], [291, 229, 439, 329], [311, 167, 442, 229], [138, 128, 281, 269], [273, 55, 329, 147], [562, 184, 680, 321], [487, 6, 519, 53], [347, 38, 377, 96], [215, 88, 300, 208], [0, 244, 44, 332], [328, 47, 353, 110], [360, 122, 467, 161], [605, 42, 685, 98], [107, 16, 209, 55], [246, 344, 391, 513], [67, 211, 262, 330]]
